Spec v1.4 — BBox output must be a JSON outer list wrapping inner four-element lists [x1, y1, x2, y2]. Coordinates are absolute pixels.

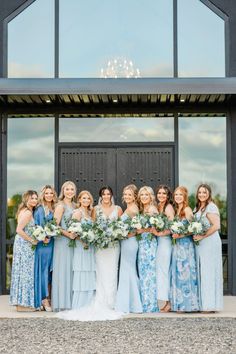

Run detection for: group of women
[[9, 181, 223, 321]]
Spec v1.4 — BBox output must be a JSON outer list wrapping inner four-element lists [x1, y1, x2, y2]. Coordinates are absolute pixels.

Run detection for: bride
[[57, 186, 123, 321]]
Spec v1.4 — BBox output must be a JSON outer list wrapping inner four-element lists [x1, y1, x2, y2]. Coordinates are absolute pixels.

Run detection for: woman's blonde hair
[[39, 185, 58, 210], [122, 184, 138, 205], [77, 190, 94, 212], [58, 181, 77, 202], [173, 186, 189, 218], [16, 190, 38, 218], [138, 186, 156, 212]]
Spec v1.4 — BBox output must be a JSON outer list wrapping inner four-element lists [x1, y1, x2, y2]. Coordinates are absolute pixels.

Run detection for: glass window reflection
[[59, 117, 174, 142], [59, 0, 173, 78], [8, 0, 54, 78], [178, 0, 225, 77]]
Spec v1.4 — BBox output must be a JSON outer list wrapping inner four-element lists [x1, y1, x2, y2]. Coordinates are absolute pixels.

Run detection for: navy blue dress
[[34, 205, 54, 308]]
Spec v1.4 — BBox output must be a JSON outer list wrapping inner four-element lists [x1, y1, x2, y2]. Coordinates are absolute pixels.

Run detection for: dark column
[[0, 115, 7, 294]]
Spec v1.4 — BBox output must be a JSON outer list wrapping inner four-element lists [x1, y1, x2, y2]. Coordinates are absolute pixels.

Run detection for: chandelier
[[100, 57, 141, 78]]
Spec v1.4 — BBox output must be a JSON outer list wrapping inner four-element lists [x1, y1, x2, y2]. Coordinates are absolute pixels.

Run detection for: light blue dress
[[170, 220, 199, 312], [156, 234, 172, 301], [195, 202, 223, 311], [138, 231, 158, 313], [10, 220, 35, 308], [72, 209, 96, 309], [115, 214, 142, 313], [34, 205, 54, 309], [52, 204, 74, 311]]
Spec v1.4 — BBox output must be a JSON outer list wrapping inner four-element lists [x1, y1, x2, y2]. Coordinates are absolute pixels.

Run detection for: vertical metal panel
[[55, 0, 59, 78], [54, 115, 59, 194]]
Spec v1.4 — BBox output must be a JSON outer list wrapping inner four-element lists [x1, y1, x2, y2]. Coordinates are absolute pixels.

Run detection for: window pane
[[59, 117, 174, 142], [178, 0, 225, 77], [7, 117, 55, 290], [8, 0, 54, 78], [59, 0, 173, 78]]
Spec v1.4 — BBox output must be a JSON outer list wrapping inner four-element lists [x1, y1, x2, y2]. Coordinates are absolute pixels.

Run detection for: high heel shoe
[[42, 300, 52, 312]]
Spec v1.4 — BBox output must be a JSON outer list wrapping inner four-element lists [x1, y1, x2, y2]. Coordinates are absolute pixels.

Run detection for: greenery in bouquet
[[170, 217, 190, 245], [188, 215, 209, 245], [130, 214, 153, 241], [44, 218, 61, 238], [66, 218, 83, 248], [92, 215, 114, 249], [79, 220, 96, 249], [149, 213, 170, 232], [28, 225, 47, 250]]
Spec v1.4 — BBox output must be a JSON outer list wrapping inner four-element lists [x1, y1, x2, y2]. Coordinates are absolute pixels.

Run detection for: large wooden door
[[59, 144, 175, 205]]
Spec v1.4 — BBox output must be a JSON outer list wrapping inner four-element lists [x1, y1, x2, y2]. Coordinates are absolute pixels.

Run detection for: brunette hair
[[16, 190, 38, 218], [39, 185, 58, 211], [195, 183, 213, 213], [99, 185, 113, 198], [173, 186, 189, 219], [122, 184, 138, 205], [77, 190, 94, 212], [138, 186, 156, 213], [58, 181, 77, 202], [156, 184, 173, 213]]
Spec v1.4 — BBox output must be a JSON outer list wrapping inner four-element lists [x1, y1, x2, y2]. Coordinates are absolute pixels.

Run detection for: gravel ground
[[0, 318, 235, 354]]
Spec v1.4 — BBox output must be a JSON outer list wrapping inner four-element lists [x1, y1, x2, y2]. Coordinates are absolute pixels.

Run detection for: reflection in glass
[[59, 117, 174, 142], [178, 0, 225, 77], [8, 0, 54, 78], [59, 0, 173, 77]]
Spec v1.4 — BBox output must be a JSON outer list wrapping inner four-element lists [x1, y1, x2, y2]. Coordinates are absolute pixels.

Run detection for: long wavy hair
[[173, 186, 189, 218], [39, 185, 58, 211], [16, 190, 38, 218], [156, 184, 173, 213], [138, 186, 156, 213], [58, 181, 77, 202], [77, 190, 94, 213], [122, 184, 138, 206], [195, 183, 213, 213]]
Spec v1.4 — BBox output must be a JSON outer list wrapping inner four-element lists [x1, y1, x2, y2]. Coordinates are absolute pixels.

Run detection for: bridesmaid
[[193, 184, 223, 312], [71, 190, 96, 309], [10, 190, 38, 311], [34, 185, 57, 311], [52, 181, 77, 311], [115, 184, 143, 313], [137, 186, 158, 313], [170, 186, 199, 312], [152, 185, 174, 312]]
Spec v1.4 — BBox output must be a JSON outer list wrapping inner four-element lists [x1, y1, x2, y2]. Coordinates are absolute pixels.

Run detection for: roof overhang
[[0, 77, 236, 117]]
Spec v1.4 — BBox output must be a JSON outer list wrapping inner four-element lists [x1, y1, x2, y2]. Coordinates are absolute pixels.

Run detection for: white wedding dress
[[56, 206, 123, 321]]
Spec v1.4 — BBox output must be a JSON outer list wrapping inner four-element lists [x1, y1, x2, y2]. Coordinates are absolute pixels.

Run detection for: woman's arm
[[153, 204, 175, 237], [193, 213, 220, 242], [16, 210, 38, 245], [54, 204, 76, 240], [117, 206, 123, 217]]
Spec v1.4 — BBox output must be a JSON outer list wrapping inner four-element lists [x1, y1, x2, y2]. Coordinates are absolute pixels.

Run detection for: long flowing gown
[[115, 214, 142, 313], [170, 219, 199, 312], [156, 234, 172, 301], [52, 204, 74, 311], [57, 205, 123, 321], [138, 230, 159, 313], [10, 220, 35, 308], [34, 205, 54, 309], [72, 210, 96, 309], [195, 202, 223, 311]]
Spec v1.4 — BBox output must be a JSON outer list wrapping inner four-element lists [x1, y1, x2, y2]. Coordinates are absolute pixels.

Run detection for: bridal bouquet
[[149, 214, 170, 231], [188, 216, 209, 245], [44, 218, 61, 238], [170, 217, 190, 245], [92, 216, 114, 249], [67, 218, 83, 248], [29, 225, 47, 250]]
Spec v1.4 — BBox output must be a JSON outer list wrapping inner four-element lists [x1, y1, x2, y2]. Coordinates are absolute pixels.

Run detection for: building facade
[[0, 0, 236, 295]]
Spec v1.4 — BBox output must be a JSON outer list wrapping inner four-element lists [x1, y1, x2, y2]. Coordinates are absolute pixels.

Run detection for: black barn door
[[59, 144, 175, 205]]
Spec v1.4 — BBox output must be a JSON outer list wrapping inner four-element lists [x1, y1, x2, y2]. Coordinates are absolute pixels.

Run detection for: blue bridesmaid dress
[[115, 214, 143, 313], [156, 234, 172, 302], [170, 222, 199, 312], [195, 202, 223, 311], [72, 210, 96, 309], [52, 204, 74, 311], [34, 205, 54, 309], [10, 220, 35, 308], [138, 231, 158, 313]]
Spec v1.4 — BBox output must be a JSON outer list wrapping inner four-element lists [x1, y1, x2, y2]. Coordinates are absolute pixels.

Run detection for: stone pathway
[[0, 318, 235, 354]]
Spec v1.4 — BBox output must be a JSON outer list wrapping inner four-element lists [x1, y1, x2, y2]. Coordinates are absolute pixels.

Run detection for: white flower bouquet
[[188, 216, 209, 245], [79, 220, 96, 249], [29, 225, 47, 250], [92, 216, 114, 249], [110, 218, 129, 242], [170, 217, 189, 245], [149, 214, 170, 231], [130, 214, 153, 241], [67, 218, 83, 248], [44, 218, 61, 238]]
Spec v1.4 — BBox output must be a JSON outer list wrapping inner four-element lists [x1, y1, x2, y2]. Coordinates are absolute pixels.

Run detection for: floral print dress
[[10, 220, 35, 308], [138, 232, 158, 313]]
